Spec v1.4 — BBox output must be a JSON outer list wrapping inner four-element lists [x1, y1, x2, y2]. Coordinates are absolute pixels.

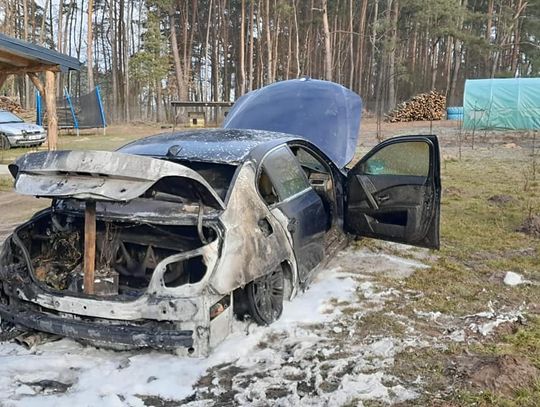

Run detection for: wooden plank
[[26, 72, 44, 95], [44, 70, 57, 150], [0, 65, 60, 75], [83, 201, 96, 295], [0, 49, 33, 67]]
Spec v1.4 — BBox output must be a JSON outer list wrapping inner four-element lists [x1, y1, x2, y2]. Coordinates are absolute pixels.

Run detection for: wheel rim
[[250, 269, 284, 324]]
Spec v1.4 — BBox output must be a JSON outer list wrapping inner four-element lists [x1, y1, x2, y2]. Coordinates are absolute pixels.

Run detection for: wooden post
[[27, 73, 45, 95], [44, 70, 58, 150], [83, 201, 96, 295]]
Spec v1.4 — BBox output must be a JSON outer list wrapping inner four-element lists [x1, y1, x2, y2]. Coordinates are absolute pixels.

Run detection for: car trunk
[[5, 150, 225, 299]]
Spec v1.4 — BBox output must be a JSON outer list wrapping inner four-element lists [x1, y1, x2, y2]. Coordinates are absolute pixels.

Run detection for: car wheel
[[0, 135, 10, 150], [245, 267, 284, 325]]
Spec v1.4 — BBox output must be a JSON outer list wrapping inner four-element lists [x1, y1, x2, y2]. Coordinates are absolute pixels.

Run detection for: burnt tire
[[245, 268, 284, 325], [0, 135, 10, 150]]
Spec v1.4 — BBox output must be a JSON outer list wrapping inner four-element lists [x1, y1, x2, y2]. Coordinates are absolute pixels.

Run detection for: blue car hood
[[223, 78, 362, 168]]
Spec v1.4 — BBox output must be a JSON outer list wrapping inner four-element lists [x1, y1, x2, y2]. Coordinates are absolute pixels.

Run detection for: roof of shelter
[[0, 33, 80, 72]]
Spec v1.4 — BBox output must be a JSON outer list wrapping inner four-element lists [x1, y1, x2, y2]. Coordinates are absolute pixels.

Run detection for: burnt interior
[[10, 213, 216, 298], [291, 146, 335, 230], [172, 160, 237, 200]]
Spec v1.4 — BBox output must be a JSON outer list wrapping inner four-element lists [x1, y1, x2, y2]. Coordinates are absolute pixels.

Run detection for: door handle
[[357, 175, 379, 210], [287, 217, 297, 233], [377, 194, 390, 203]]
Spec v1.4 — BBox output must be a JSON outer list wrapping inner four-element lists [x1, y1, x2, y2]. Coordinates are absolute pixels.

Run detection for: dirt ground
[[0, 119, 538, 406], [0, 193, 49, 242]]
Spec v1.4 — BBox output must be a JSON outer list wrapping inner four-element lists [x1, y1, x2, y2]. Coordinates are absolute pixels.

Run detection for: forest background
[[0, 0, 538, 123]]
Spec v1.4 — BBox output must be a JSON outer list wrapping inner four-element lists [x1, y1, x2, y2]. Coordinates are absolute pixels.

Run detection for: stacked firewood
[[0, 96, 25, 114], [386, 91, 446, 122]]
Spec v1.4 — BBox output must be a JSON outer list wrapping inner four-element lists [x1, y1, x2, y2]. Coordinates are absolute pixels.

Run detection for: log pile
[[0, 96, 35, 122], [0, 96, 25, 114], [386, 91, 446, 122]]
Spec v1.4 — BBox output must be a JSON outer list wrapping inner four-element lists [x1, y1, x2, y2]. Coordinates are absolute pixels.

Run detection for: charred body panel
[[209, 160, 298, 295], [9, 150, 224, 209], [0, 145, 300, 354]]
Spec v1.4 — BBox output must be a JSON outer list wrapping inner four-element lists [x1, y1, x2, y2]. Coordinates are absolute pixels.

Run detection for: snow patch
[[0, 264, 358, 406], [504, 271, 527, 286]]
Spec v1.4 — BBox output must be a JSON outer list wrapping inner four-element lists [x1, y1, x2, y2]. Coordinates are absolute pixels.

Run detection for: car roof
[[118, 128, 299, 164]]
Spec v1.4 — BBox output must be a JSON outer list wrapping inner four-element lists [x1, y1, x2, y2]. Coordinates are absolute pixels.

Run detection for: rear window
[[261, 146, 310, 201], [172, 160, 237, 200]]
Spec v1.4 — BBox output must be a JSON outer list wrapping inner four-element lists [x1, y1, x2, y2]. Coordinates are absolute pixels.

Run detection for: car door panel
[[259, 146, 328, 283], [345, 136, 441, 249], [275, 189, 327, 281]]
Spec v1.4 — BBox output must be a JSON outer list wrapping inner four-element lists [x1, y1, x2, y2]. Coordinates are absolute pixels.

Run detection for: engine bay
[[6, 212, 217, 298]]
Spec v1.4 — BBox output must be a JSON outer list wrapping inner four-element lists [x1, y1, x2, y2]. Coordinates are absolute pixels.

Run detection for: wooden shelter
[[0, 33, 80, 150], [171, 101, 234, 127]]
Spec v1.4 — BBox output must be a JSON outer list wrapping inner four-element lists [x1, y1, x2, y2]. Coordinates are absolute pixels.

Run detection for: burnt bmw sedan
[[0, 79, 441, 355]]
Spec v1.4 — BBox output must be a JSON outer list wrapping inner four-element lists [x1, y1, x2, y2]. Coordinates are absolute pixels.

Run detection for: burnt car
[[0, 79, 441, 355]]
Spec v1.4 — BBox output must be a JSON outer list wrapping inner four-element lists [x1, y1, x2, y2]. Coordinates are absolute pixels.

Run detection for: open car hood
[[223, 78, 362, 168], [8, 150, 225, 209]]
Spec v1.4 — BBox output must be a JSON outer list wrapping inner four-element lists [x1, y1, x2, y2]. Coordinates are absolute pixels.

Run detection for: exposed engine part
[[12, 212, 216, 298]]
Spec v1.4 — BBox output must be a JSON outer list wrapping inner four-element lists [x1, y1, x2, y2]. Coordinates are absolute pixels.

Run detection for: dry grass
[[0, 123, 167, 165], [387, 144, 540, 406]]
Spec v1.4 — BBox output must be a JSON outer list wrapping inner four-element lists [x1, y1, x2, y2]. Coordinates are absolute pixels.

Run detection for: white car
[[0, 110, 47, 149]]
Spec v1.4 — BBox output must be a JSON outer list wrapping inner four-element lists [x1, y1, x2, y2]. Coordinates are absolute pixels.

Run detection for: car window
[[362, 141, 430, 177], [294, 148, 328, 173], [258, 169, 279, 205], [260, 146, 310, 203], [0, 111, 23, 123]]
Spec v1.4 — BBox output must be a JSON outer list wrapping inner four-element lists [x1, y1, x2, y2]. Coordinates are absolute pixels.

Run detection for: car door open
[[345, 135, 441, 249]]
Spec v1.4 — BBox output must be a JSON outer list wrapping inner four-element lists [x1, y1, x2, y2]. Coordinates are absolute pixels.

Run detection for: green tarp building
[[463, 78, 540, 130]]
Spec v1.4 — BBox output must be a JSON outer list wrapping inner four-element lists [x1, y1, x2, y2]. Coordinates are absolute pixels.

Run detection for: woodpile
[[0, 96, 25, 114], [386, 91, 446, 122], [0, 96, 35, 122]]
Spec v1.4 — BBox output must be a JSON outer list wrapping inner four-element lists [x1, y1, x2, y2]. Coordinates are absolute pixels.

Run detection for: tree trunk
[[123, 0, 130, 121], [293, 0, 301, 77], [239, 0, 246, 95], [387, 0, 399, 111], [511, 0, 527, 75], [356, 0, 368, 94], [87, 0, 94, 91], [264, 0, 273, 83], [248, 0, 255, 90], [322, 0, 332, 81], [170, 7, 185, 100], [109, 0, 118, 121], [348, 0, 354, 89]]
